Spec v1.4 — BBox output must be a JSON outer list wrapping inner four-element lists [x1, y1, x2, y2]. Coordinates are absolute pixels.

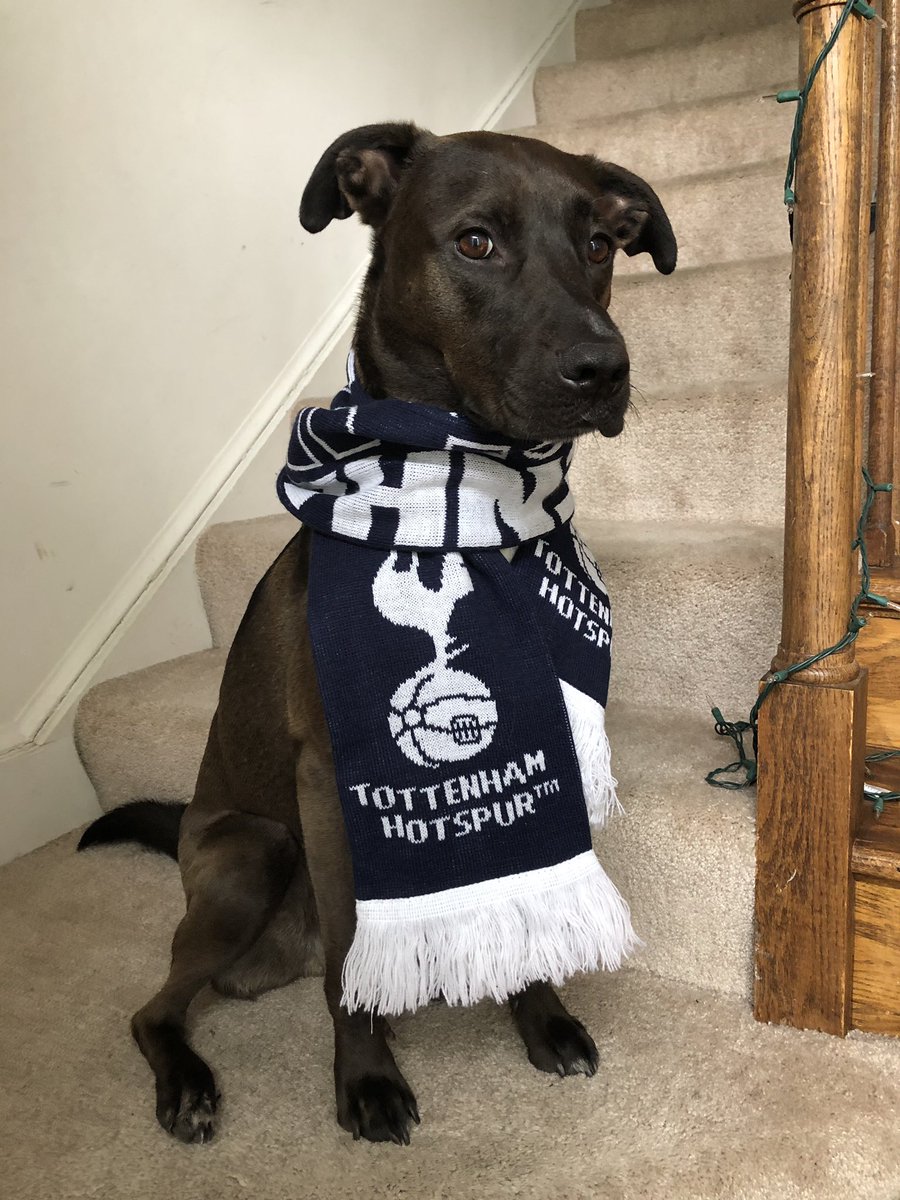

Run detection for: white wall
[[0, 0, 577, 860]]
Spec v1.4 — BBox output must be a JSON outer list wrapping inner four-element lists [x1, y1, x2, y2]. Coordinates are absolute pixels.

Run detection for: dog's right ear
[[299, 122, 430, 234], [582, 158, 677, 275]]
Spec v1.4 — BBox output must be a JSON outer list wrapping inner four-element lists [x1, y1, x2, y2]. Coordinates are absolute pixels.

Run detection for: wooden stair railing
[[754, 0, 875, 1035], [850, 0, 900, 1036], [856, 0, 900, 760], [864, 0, 899, 568]]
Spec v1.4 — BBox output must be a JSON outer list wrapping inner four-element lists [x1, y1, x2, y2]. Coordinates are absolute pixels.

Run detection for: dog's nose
[[557, 341, 630, 391]]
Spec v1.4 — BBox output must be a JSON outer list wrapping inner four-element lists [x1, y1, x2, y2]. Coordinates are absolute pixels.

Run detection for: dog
[[79, 121, 676, 1146]]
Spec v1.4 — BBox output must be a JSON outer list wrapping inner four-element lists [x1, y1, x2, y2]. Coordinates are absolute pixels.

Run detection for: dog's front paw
[[337, 1073, 420, 1145], [155, 1051, 219, 1144], [519, 1012, 600, 1078]]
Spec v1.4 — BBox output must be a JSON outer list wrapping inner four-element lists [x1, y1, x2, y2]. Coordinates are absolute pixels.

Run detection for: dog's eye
[[588, 235, 611, 264], [456, 229, 494, 260]]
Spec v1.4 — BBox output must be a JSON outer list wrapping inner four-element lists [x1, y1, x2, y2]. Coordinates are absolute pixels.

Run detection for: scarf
[[277, 358, 637, 1015]]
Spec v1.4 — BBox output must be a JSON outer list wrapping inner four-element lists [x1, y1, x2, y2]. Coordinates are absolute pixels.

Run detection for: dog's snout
[[557, 341, 629, 391]]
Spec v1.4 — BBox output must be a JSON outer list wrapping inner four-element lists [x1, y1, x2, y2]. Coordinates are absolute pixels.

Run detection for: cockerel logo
[[372, 553, 498, 768]]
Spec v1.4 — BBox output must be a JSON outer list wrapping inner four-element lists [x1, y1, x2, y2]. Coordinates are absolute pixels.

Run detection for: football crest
[[373, 552, 498, 767], [388, 666, 498, 768]]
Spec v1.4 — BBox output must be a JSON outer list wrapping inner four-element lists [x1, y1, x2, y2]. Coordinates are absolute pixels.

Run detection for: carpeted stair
[[8, 4, 900, 1197]]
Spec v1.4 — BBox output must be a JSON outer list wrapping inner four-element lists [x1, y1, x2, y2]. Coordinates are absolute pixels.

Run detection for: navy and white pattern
[[278, 360, 635, 1016], [278, 356, 574, 549]]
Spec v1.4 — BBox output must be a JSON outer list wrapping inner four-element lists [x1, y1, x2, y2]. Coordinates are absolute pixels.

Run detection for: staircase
[[76, 0, 797, 1004], [11, 2, 898, 1196]]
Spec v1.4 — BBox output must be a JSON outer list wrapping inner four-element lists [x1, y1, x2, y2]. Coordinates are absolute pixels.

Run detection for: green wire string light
[[706, 0, 889, 802], [778, 0, 877, 207], [707, 470, 896, 793], [863, 751, 900, 816]]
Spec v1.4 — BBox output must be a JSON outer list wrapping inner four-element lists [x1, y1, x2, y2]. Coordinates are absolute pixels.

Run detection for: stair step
[[76, 516, 779, 816], [583, 518, 782, 715], [604, 701, 755, 998], [617, 160, 790, 275], [190, 512, 782, 718], [197, 515, 297, 648], [512, 89, 795, 183], [575, 0, 789, 61], [73, 636, 754, 997], [572, 376, 787, 524], [613, 254, 791, 388], [74, 648, 227, 811], [300, 370, 789, 528], [537, 20, 796, 124]]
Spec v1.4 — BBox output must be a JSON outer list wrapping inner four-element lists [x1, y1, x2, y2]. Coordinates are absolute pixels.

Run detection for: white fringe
[[559, 680, 620, 827], [341, 850, 638, 1016]]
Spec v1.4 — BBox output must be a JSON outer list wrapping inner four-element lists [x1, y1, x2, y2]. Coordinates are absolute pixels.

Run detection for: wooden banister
[[865, 0, 900, 565], [771, 2, 871, 685], [754, 0, 874, 1034]]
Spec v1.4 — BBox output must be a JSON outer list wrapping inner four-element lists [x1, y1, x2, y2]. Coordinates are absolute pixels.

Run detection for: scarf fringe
[[341, 851, 638, 1016], [559, 681, 620, 827]]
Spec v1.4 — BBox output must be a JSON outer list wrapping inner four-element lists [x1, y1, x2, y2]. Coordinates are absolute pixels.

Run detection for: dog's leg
[[296, 752, 419, 1145], [510, 981, 599, 1078], [131, 811, 296, 1143]]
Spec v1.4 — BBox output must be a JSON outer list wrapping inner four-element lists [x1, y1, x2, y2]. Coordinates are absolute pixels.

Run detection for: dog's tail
[[77, 799, 185, 861]]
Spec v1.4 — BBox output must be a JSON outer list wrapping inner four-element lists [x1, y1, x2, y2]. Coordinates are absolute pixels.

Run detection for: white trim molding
[[2, 0, 580, 765], [4, 266, 362, 759]]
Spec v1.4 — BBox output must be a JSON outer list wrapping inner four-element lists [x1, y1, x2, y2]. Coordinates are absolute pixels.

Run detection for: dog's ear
[[583, 159, 677, 275], [299, 122, 430, 233]]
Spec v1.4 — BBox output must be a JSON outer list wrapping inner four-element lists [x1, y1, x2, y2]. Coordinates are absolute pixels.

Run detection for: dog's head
[[300, 122, 675, 442]]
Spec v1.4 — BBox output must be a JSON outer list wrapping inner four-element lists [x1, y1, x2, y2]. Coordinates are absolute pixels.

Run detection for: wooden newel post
[[754, 0, 873, 1035]]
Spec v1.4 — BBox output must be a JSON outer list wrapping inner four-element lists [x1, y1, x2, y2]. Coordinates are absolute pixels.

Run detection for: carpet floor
[[4, 831, 900, 1200]]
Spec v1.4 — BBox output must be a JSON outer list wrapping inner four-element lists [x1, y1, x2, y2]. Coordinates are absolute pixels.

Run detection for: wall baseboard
[[2, 0, 579, 783]]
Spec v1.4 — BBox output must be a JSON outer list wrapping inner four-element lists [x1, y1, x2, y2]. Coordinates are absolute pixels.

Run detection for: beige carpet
[[4, 830, 900, 1200]]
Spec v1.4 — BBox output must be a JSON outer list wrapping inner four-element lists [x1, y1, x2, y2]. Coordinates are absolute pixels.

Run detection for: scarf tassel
[[559, 681, 621, 827], [341, 850, 638, 1016]]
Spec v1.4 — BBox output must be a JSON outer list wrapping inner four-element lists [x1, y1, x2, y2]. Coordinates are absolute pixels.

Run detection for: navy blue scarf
[[277, 360, 635, 1015]]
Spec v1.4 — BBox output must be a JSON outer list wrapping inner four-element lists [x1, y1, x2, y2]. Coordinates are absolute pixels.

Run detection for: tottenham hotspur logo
[[372, 553, 498, 768]]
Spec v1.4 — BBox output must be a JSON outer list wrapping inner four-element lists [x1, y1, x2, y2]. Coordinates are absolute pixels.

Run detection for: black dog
[[80, 122, 676, 1145]]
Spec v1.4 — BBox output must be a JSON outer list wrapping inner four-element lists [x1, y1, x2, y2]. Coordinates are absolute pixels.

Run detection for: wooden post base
[[851, 754, 900, 1034], [853, 879, 900, 1033], [856, 566, 900, 751], [754, 672, 868, 1034]]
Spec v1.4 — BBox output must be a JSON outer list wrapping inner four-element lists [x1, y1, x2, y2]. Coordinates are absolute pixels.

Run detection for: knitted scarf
[[277, 359, 636, 1015]]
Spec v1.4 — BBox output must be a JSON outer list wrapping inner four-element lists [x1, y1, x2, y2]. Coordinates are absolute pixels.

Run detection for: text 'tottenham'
[[349, 748, 560, 845]]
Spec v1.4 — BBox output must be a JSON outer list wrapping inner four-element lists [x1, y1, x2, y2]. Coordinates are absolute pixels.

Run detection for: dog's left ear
[[300, 122, 432, 234], [584, 159, 677, 275]]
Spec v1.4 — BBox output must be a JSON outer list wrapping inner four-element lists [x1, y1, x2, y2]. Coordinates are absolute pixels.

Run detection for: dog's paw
[[155, 1053, 220, 1144], [521, 1013, 600, 1078], [337, 1073, 420, 1145]]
